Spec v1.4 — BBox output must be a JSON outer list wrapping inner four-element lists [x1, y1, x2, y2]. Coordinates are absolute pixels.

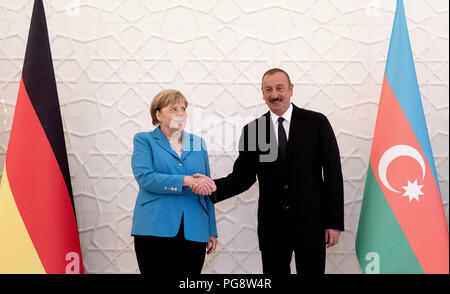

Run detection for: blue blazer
[[130, 127, 217, 243]]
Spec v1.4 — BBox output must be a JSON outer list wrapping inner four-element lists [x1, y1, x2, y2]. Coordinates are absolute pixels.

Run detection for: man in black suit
[[192, 68, 344, 274]]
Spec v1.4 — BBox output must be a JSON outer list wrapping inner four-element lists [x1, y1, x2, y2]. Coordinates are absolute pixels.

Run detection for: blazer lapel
[[152, 127, 181, 160], [181, 131, 194, 161], [262, 111, 278, 148], [286, 104, 303, 158], [261, 111, 281, 164], [264, 106, 301, 160]]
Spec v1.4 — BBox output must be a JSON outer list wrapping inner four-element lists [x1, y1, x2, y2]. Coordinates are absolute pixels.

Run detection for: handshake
[[185, 173, 217, 196]]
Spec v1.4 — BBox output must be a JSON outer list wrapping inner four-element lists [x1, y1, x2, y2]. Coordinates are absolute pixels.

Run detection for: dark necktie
[[277, 117, 288, 159]]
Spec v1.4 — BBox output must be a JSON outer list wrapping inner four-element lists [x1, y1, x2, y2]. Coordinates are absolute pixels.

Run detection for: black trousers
[[261, 243, 325, 275], [134, 216, 207, 275], [260, 209, 326, 275]]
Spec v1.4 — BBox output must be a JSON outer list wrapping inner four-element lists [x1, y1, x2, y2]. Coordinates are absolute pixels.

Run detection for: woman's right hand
[[183, 175, 216, 195]]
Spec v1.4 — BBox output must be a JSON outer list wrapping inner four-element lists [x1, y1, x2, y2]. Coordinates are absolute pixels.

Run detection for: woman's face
[[156, 102, 187, 132]]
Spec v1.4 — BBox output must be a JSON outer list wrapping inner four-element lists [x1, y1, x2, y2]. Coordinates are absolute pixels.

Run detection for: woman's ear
[[155, 109, 161, 124]]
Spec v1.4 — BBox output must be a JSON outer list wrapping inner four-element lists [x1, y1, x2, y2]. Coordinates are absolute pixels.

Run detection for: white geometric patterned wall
[[0, 0, 448, 274]]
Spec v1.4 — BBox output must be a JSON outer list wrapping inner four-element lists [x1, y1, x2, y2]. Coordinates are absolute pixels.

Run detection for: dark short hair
[[261, 68, 292, 86]]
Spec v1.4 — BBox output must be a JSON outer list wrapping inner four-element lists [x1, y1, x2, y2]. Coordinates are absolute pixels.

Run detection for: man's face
[[262, 72, 293, 116]]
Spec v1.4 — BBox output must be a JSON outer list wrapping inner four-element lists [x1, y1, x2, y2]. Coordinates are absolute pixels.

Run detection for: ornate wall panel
[[0, 0, 448, 274]]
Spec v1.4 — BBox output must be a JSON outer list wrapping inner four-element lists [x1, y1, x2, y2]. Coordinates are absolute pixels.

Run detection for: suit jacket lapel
[[152, 127, 182, 160], [181, 131, 194, 161], [264, 105, 301, 159], [286, 104, 303, 158], [262, 111, 281, 164], [262, 111, 278, 151]]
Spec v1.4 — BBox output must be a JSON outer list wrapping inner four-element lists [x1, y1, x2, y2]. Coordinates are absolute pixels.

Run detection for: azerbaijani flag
[[355, 0, 449, 274], [0, 0, 83, 273]]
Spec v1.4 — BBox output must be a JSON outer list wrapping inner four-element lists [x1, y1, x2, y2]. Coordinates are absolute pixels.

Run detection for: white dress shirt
[[269, 103, 293, 143]]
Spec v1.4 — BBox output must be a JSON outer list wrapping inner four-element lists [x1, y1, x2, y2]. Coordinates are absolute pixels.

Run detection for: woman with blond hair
[[131, 89, 217, 274]]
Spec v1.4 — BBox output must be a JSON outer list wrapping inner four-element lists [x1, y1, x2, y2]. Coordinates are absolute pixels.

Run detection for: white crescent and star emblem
[[378, 145, 425, 202]]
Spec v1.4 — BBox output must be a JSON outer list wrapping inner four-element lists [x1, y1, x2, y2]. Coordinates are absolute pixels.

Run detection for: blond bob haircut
[[150, 89, 188, 126]]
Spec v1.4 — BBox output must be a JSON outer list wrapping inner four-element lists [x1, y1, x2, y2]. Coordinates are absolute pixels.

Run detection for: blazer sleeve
[[319, 115, 345, 231], [212, 125, 258, 203], [202, 139, 218, 237], [131, 133, 185, 195]]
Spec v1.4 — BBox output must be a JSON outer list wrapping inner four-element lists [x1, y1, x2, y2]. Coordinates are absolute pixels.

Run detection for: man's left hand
[[325, 229, 341, 248]]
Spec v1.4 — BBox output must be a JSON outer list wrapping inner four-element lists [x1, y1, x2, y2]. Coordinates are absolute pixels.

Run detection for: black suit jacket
[[212, 104, 344, 251]]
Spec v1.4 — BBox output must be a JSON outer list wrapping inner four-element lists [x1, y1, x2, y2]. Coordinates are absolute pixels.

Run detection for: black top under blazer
[[212, 104, 344, 251]]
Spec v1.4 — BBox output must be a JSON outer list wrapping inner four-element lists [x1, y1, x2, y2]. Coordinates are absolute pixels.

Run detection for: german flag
[[0, 0, 83, 274]]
